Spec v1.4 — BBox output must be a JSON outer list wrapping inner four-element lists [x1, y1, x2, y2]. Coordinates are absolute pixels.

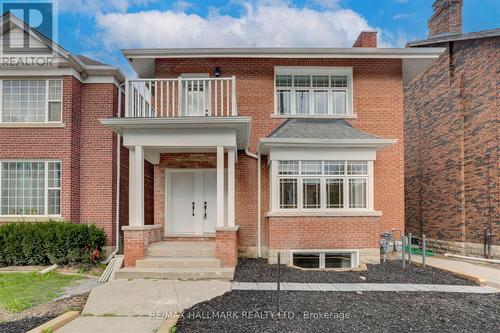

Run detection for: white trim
[[0, 68, 122, 87], [122, 47, 446, 59], [267, 210, 381, 217], [217, 146, 225, 228], [289, 249, 360, 269], [269, 148, 377, 161], [227, 148, 236, 228], [259, 138, 397, 154]]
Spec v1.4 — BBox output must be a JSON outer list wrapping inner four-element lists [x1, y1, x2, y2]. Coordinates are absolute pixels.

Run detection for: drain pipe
[[245, 149, 261, 257], [102, 83, 125, 264]]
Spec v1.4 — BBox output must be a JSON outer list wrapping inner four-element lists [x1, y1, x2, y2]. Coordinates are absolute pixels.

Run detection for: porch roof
[[100, 116, 252, 150], [258, 119, 396, 154]]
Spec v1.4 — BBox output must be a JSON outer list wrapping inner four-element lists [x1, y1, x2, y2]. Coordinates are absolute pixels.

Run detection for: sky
[[4, 0, 500, 75]]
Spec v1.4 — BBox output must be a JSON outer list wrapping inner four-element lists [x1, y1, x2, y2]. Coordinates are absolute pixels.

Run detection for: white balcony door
[[181, 73, 209, 117], [167, 169, 223, 235]]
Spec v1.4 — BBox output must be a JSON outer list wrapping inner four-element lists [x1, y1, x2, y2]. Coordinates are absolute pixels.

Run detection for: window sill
[[267, 210, 382, 217], [0, 122, 65, 128], [270, 114, 357, 119], [0, 216, 63, 222]]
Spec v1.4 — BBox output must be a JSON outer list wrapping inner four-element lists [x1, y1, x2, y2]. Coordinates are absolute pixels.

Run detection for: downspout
[[245, 149, 261, 257], [102, 82, 126, 264]]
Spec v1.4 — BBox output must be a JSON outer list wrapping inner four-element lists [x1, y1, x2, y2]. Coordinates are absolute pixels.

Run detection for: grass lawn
[[0, 272, 81, 313]]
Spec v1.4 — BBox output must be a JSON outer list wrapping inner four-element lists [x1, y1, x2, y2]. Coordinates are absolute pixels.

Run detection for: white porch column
[[216, 146, 225, 228], [227, 148, 236, 227], [129, 145, 145, 227]]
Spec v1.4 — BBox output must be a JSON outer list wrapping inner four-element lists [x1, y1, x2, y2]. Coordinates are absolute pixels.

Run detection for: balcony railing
[[125, 77, 237, 118]]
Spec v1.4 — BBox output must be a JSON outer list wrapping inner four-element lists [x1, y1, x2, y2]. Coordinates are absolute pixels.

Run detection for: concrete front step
[[136, 257, 222, 269], [114, 267, 234, 281], [147, 241, 216, 258]]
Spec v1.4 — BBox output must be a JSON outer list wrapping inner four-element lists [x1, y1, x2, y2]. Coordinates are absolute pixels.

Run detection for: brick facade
[[405, 36, 499, 256], [0, 76, 122, 246], [152, 58, 405, 264], [215, 228, 239, 267]]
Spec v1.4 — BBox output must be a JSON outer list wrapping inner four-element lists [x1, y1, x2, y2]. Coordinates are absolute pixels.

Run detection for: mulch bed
[[234, 258, 476, 285], [175, 290, 500, 333], [0, 294, 88, 333]]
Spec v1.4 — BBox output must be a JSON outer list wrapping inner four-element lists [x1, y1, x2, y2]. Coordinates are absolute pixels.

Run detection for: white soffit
[[122, 47, 445, 81]]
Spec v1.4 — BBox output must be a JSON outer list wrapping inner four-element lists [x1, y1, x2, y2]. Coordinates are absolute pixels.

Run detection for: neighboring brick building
[[404, 0, 499, 258], [0, 14, 125, 251]]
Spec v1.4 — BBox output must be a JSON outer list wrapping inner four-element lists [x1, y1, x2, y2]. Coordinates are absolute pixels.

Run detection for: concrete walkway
[[231, 282, 498, 293], [57, 279, 231, 333], [411, 255, 500, 288]]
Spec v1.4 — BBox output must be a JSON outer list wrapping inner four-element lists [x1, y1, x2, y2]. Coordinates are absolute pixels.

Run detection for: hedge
[[0, 222, 107, 267]]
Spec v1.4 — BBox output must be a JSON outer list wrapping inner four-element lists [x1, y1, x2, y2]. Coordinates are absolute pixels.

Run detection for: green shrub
[[0, 222, 107, 267]]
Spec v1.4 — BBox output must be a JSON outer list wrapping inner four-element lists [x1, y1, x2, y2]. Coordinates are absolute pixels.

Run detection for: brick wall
[[155, 58, 405, 256], [0, 76, 120, 246], [404, 37, 499, 251]]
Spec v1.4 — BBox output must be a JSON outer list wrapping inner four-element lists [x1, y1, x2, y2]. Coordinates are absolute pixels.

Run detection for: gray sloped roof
[[268, 119, 384, 140]]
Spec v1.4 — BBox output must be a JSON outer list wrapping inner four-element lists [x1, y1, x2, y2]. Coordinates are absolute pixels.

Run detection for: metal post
[[422, 234, 426, 267], [408, 233, 412, 266], [401, 235, 406, 269], [277, 252, 281, 312]]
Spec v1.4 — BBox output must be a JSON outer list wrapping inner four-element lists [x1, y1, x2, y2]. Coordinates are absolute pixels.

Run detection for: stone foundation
[[215, 226, 239, 267], [123, 225, 162, 267], [425, 238, 500, 259]]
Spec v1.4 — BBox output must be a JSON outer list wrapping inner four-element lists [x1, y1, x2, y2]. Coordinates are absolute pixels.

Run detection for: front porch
[[101, 116, 251, 273]]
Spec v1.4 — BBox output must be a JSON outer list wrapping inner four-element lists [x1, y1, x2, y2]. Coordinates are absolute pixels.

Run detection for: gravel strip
[[175, 290, 500, 333], [234, 258, 476, 285]]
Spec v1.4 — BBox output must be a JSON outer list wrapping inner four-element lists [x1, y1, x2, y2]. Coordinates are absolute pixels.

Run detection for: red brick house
[[404, 0, 499, 258], [0, 14, 445, 279], [101, 34, 443, 279]]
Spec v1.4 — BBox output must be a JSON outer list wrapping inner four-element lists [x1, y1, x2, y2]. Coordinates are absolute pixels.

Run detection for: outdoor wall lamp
[[214, 66, 221, 77]]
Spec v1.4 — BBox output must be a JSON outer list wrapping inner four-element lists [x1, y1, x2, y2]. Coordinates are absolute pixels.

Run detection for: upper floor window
[[275, 67, 353, 117], [1, 79, 62, 123]]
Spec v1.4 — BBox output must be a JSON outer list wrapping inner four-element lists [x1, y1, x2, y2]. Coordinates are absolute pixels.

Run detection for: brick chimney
[[428, 0, 463, 37], [352, 31, 377, 48]]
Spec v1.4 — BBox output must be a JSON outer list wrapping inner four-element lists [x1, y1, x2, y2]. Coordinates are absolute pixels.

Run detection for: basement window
[[291, 251, 359, 269]]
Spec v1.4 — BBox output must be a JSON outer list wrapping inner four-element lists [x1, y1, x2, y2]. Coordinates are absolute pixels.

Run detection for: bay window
[[1, 79, 63, 123], [275, 67, 353, 116], [275, 160, 372, 211], [0, 161, 61, 216]]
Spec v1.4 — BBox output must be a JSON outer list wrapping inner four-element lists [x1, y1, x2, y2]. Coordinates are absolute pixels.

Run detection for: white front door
[[170, 172, 197, 234], [167, 169, 221, 235], [202, 170, 217, 233]]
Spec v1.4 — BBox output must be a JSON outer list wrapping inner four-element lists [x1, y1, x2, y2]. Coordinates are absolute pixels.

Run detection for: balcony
[[125, 77, 237, 118]]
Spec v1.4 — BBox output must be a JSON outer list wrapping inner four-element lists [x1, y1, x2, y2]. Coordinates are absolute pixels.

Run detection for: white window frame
[[0, 78, 63, 124], [274, 67, 354, 117], [271, 160, 374, 213], [0, 160, 62, 218], [290, 249, 360, 269]]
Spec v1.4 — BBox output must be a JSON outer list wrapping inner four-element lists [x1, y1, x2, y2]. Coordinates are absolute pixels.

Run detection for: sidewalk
[[411, 255, 500, 289], [57, 279, 231, 333], [231, 282, 498, 293]]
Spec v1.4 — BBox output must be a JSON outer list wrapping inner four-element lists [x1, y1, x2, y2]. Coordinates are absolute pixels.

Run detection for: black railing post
[[277, 252, 281, 313]]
